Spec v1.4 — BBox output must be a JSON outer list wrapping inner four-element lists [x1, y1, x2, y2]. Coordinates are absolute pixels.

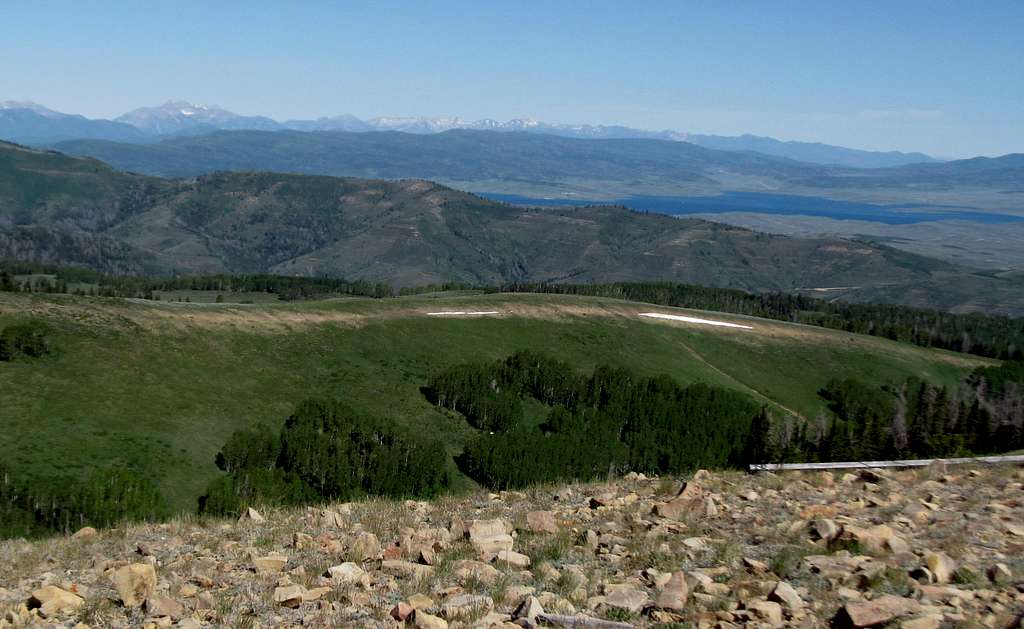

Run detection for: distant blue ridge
[[481, 191, 1024, 225]]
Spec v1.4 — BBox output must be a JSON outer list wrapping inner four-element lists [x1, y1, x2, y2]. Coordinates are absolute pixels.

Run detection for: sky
[[1, 1, 1021, 157]]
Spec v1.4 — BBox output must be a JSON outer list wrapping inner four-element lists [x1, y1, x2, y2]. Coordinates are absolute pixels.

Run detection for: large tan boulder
[[273, 585, 305, 608], [27, 586, 83, 617], [467, 518, 514, 559], [526, 510, 558, 534], [350, 531, 382, 561], [924, 552, 956, 584], [111, 563, 157, 607], [653, 571, 689, 611], [604, 583, 649, 613], [653, 482, 705, 519], [835, 595, 921, 627], [768, 580, 803, 611], [253, 553, 288, 574]]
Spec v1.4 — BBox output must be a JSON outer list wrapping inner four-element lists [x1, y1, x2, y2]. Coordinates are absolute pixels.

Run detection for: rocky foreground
[[2, 464, 1023, 628]]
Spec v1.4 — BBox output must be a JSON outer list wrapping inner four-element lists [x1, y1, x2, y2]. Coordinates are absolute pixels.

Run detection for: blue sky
[[1, 1, 1021, 157]]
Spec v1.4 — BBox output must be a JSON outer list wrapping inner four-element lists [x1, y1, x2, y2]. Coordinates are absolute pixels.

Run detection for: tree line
[[0, 467, 168, 539], [0, 261, 391, 300], [747, 361, 1024, 464], [427, 351, 763, 489], [199, 399, 451, 516]]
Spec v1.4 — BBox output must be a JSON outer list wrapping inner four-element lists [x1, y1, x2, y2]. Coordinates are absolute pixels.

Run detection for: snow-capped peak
[[0, 101, 67, 117]]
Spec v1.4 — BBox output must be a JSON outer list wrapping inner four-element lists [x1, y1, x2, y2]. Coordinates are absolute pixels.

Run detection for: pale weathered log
[[750, 454, 1024, 472]]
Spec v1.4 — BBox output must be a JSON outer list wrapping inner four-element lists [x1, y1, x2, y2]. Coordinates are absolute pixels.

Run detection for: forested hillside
[[3, 141, 1024, 314]]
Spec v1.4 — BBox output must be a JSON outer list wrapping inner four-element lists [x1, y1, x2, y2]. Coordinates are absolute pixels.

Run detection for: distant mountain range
[[50, 129, 1024, 199], [1, 100, 940, 168], [2, 140, 1022, 314]]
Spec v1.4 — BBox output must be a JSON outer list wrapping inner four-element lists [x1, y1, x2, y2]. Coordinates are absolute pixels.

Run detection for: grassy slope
[[0, 291, 991, 511]]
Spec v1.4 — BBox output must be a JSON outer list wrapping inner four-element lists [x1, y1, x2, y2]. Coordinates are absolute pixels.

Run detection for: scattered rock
[[145, 595, 184, 620], [468, 518, 514, 559], [604, 583, 649, 613], [253, 553, 288, 574], [924, 551, 956, 584], [111, 563, 157, 607], [391, 601, 415, 621], [653, 571, 689, 611], [351, 531, 381, 561], [27, 586, 84, 617], [326, 562, 366, 585], [747, 599, 784, 626], [496, 549, 531, 568], [768, 580, 803, 611], [273, 584, 305, 608], [835, 594, 921, 627], [414, 610, 448, 629], [71, 526, 98, 540], [513, 595, 544, 621], [237, 507, 265, 524], [440, 593, 493, 619], [526, 510, 558, 534]]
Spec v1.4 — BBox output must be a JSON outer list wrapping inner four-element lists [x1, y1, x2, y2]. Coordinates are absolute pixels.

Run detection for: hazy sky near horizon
[[1, 1, 1021, 157]]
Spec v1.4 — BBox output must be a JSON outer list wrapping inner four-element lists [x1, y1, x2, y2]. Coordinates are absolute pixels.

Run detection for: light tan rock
[[28, 586, 84, 617], [468, 518, 514, 559], [408, 593, 435, 609], [414, 611, 448, 629], [273, 584, 305, 608], [382, 560, 434, 579], [899, 616, 942, 629], [747, 600, 784, 627], [526, 510, 558, 534], [350, 531, 381, 561], [391, 602, 415, 621], [811, 518, 841, 543], [237, 507, 265, 524], [654, 571, 689, 611], [768, 580, 803, 611], [604, 583, 649, 613], [111, 563, 157, 607], [253, 554, 288, 574], [836, 595, 921, 627], [145, 595, 184, 620], [71, 526, 98, 540], [653, 481, 705, 519], [326, 562, 366, 585], [452, 559, 501, 584], [924, 552, 956, 584], [496, 549, 531, 569]]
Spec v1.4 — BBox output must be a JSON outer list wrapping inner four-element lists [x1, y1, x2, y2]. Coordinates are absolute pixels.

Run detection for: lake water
[[481, 191, 1023, 225]]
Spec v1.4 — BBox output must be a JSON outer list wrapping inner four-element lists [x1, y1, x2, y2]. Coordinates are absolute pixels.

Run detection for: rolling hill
[[0, 290, 992, 510], [2, 141, 1023, 313]]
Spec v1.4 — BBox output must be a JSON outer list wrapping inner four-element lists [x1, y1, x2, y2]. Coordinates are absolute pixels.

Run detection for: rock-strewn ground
[[2, 464, 1023, 628]]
